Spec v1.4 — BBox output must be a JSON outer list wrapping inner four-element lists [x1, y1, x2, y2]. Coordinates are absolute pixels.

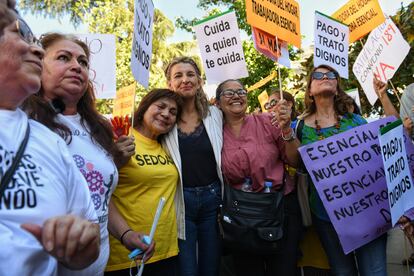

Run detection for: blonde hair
[[164, 56, 209, 119]]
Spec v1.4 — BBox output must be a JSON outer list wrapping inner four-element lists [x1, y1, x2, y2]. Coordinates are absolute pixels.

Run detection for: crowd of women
[[1, 1, 413, 275]]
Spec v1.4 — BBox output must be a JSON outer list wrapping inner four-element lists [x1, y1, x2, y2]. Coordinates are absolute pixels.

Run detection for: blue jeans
[[314, 216, 387, 276], [177, 181, 221, 276]]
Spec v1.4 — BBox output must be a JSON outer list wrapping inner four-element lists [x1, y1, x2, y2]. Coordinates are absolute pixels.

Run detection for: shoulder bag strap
[[294, 119, 306, 172], [0, 123, 30, 197], [295, 119, 304, 142]]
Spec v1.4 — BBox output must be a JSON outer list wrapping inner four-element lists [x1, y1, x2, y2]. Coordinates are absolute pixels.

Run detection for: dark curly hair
[[23, 32, 117, 157]]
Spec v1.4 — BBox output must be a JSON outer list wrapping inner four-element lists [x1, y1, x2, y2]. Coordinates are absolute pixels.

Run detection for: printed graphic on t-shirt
[[73, 154, 114, 224], [0, 146, 43, 210]]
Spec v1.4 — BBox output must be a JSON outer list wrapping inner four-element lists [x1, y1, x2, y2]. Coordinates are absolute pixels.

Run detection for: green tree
[[178, 1, 413, 116], [176, 0, 302, 112], [20, 0, 197, 114]]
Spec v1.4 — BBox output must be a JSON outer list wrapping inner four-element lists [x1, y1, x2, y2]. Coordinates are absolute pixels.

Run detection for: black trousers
[[104, 256, 177, 276]]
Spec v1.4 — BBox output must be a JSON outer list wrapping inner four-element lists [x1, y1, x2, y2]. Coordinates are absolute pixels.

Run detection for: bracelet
[[281, 128, 296, 142], [120, 229, 132, 245]]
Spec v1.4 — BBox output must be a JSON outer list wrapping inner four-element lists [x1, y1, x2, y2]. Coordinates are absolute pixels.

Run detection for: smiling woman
[[106, 88, 183, 276], [216, 78, 302, 276]]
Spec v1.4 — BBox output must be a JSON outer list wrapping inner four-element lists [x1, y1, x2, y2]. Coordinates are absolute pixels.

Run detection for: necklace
[[314, 114, 341, 140]]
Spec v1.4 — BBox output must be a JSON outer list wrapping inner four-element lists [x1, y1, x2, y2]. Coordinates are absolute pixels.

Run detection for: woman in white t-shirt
[[24, 32, 120, 275], [0, 4, 100, 275]]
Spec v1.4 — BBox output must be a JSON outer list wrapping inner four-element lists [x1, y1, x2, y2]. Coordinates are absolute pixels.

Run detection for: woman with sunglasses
[[216, 79, 301, 276], [298, 65, 387, 276], [0, 4, 99, 275]]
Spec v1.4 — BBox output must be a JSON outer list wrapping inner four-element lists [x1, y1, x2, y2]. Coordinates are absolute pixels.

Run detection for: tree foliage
[[20, 0, 197, 114], [177, 1, 413, 116]]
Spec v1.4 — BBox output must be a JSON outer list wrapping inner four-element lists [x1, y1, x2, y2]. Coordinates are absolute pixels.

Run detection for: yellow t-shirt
[[106, 129, 179, 271]]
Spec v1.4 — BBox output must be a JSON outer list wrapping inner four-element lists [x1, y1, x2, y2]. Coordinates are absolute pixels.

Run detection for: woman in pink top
[[216, 79, 302, 276]]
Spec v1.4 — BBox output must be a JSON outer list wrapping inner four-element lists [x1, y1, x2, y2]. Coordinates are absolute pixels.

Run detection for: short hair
[[0, 4, 16, 37], [133, 88, 183, 139]]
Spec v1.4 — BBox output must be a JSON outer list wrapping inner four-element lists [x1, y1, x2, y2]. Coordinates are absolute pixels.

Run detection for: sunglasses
[[16, 17, 40, 46], [264, 98, 278, 110], [312, 71, 337, 80], [220, 89, 247, 98]]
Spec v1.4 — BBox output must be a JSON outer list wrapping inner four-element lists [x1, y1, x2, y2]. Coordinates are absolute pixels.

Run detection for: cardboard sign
[[258, 90, 269, 113], [353, 17, 410, 106], [252, 27, 291, 68], [113, 84, 136, 117], [314, 11, 349, 79], [379, 121, 414, 226], [131, 0, 154, 88], [77, 34, 117, 99], [298, 117, 396, 253], [332, 0, 386, 43], [245, 0, 301, 48], [194, 10, 248, 84]]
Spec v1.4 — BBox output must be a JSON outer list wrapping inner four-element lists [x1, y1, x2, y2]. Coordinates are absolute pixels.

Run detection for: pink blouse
[[222, 113, 290, 193]]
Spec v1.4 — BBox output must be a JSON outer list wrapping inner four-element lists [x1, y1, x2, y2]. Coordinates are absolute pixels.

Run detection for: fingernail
[[45, 241, 53, 251]]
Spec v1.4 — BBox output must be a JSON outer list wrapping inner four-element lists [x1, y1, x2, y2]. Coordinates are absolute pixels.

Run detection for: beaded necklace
[[314, 114, 341, 140]]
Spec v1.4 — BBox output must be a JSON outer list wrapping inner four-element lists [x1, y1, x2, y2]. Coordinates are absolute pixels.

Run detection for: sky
[[23, 0, 412, 48]]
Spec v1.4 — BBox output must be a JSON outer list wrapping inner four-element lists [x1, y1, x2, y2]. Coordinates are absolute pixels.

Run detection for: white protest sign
[[76, 34, 116, 99], [379, 121, 414, 226], [194, 10, 248, 84], [131, 0, 154, 88], [346, 88, 361, 112], [353, 16, 410, 106], [314, 11, 349, 79]]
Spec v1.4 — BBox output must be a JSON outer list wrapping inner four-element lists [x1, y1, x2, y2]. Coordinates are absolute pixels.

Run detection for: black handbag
[[218, 183, 284, 254]]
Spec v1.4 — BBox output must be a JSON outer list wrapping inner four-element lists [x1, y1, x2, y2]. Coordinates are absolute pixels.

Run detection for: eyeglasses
[[264, 98, 278, 110], [312, 71, 337, 80], [16, 18, 40, 46], [220, 89, 247, 98]]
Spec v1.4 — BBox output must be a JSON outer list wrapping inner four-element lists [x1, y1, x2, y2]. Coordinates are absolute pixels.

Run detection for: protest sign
[[353, 17, 410, 106], [346, 89, 361, 112], [379, 120, 414, 226], [194, 10, 248, 84], [314, 12, 349, 79], [258, 90, 269, 113], [113, 84, 136, 117], [298, 117, 397, 253], [252, 27, 291, 68], [77, 34, 116, 99], [246, 71, 277, 92], [131, 0, 154, 88], [245, 0, 301, 48], [332, 0, 385, 43]]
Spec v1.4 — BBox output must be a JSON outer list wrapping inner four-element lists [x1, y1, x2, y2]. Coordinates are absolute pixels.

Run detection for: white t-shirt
[[56, 114, 118, 276], [0, 109, 97, 276]]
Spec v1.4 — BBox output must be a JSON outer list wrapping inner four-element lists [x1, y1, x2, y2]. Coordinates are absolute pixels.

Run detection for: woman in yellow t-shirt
[[105, 89, 183, 276]]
